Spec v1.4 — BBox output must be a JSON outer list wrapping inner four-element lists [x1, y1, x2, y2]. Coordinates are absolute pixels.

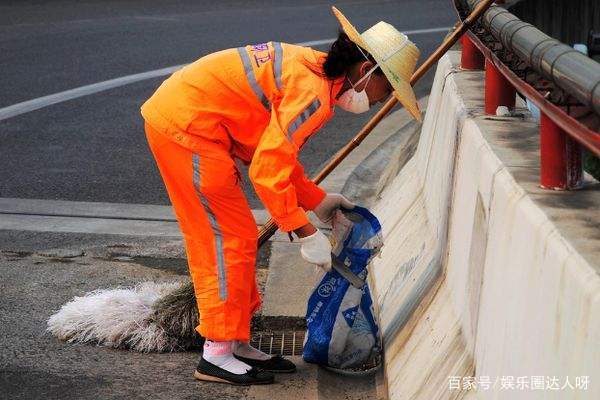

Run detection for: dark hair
[[323, 31, 383, 79]]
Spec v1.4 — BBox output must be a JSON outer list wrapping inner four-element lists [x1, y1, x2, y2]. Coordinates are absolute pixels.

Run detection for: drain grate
[[250, 330, 306, 356]]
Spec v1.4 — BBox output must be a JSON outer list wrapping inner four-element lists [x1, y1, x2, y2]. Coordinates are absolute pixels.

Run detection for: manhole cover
[[249, 330, 305, 356]]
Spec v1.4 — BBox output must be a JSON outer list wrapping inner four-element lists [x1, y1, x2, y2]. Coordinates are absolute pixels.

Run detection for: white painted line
[[402, 26, 453, 35], [299, 38, 336, 47], [0, 27, 450, 121], [0, 65, 185, 121]]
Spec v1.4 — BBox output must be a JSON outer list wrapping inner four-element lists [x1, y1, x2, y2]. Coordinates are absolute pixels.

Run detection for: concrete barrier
[[370, 50, 600, 399]]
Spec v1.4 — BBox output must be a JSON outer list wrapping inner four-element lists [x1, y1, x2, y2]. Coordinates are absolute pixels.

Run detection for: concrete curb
[[0, 198, 329, 241], [342, 115, 423, 209], [318, 97, 428, 195]]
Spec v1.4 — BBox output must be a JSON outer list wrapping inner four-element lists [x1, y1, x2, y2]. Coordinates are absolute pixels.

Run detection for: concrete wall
[[370, 50, 600, 399]]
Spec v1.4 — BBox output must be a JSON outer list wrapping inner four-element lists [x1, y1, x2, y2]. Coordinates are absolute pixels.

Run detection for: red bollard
[[461, 35, 484, 70], [484, 59, 516, 114], [540, 112, 583, 190]]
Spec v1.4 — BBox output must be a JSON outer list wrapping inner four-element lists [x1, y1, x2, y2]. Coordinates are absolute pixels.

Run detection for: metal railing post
[[484, 59, 516, 114], [540, 112, 583, 190], [461, 34, 484, 70]]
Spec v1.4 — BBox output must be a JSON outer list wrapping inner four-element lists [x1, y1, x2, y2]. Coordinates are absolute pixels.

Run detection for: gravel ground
[[0, 235, 274, 399]]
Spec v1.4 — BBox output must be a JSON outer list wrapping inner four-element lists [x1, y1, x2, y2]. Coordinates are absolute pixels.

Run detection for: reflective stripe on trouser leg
[[143, 123, 260, 341], [192, 153, 227, 301]]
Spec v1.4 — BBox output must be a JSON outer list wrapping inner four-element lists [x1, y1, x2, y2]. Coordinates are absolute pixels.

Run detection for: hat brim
[[375, 56, 422, 122], [331, 6, 422, 121], [331, 6, 368, 50]]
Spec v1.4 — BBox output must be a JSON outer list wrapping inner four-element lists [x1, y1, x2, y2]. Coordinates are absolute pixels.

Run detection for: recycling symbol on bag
[[318, 282, 334, 298]]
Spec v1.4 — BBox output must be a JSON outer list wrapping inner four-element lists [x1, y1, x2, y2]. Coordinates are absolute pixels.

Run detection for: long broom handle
[[258, 0, 495, 246]]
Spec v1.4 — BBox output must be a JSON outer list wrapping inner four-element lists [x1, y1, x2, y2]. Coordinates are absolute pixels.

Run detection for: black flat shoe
[[194, 357, 275, 385], [234, 354, 297, 373]]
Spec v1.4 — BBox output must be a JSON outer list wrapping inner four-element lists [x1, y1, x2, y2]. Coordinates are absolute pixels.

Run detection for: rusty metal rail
[[456, 0, 600, 189]]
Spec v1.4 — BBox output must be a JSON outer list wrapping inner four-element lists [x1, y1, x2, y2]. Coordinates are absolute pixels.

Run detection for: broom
[[148, 0, 496, 345]]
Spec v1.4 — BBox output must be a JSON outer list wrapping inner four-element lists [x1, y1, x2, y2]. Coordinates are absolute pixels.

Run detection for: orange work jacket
[[141, 42, 345, 232]]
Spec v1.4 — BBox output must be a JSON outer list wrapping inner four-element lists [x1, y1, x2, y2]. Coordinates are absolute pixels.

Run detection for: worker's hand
[[298, 229, 332, 272], [313, 193, 355, 224]]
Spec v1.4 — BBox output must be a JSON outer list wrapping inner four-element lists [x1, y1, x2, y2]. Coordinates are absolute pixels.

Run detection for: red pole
[[540, 112, 583, 190], [461, 35, 484, 70], [484, 59, 516, 114]]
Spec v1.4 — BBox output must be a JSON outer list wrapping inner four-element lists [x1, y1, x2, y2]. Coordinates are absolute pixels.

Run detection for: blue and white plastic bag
[[302, 206, 383, 369]]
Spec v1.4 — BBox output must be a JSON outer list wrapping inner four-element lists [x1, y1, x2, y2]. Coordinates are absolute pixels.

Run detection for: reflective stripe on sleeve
[[273, 42, 283, 91], [237, 47, 271, 111], [287, 98, 321, 139]]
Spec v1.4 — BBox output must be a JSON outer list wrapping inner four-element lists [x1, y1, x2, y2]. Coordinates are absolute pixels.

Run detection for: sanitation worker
[[141, 7, 420, 385]]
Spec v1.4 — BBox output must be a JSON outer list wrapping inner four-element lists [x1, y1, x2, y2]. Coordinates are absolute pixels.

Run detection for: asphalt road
[[0, 0, 456, 208], [0, 2, 457, 398]]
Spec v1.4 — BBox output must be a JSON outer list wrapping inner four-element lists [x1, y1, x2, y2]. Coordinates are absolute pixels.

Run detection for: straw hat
[[332, 6, 422, 121]]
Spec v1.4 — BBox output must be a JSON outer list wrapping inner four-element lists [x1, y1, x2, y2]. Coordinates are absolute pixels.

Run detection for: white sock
[[202, 340, 251, 375], [233, 340, 271, 361]]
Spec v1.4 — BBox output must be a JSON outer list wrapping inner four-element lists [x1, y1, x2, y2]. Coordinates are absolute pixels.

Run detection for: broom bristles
[[47, 280, 204, 352], [47, 281, 189, 352], [148, 281, 203, 349]]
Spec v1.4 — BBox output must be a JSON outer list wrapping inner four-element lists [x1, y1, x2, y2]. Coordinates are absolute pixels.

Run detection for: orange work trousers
[[145, 123, 260, 342]]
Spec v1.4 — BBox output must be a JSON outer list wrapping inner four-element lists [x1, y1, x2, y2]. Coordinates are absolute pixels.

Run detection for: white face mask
[[335, 64, 378, 114]]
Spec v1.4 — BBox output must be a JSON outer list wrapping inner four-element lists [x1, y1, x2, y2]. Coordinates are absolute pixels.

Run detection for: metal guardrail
[[465, 0, 600, 114], [455, 0, 600, 190], [509, 0, 600, 49]]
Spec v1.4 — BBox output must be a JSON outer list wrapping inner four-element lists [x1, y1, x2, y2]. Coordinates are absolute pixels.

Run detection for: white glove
[[298, 229, 332, 272], [313, 193, 355, 223]]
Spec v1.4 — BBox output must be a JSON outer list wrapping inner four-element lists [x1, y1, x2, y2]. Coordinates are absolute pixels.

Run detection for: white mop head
[[47, 281, 184, 352]]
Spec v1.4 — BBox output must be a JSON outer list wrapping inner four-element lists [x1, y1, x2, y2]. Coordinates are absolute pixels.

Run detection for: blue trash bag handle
[[339, 205, 382, 234]]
